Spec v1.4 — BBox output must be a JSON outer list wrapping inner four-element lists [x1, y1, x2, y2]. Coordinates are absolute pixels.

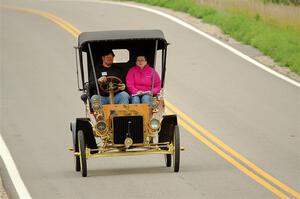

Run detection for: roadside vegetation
[[124, 0, 300, 75], [263, 0, 299, 5]]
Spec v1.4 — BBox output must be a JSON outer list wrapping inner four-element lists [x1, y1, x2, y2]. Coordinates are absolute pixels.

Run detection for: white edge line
[[96, 0, 300, 88], [0, 134, 32, 199]]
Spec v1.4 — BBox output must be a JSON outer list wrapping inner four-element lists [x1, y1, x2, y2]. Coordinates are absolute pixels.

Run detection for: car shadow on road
[[88, 166, 174, 177], [83, 164, 204, 177]]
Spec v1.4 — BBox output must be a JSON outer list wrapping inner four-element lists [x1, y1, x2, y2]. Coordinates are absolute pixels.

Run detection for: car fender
[[158, 114, 178, 143]]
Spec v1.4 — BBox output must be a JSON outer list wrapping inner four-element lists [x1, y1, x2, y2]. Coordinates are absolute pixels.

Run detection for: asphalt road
[[1, 0, 299, 198]]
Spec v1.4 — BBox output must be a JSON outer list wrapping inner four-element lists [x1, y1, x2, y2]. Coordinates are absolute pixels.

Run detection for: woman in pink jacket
[[126, 55, 161, 105]]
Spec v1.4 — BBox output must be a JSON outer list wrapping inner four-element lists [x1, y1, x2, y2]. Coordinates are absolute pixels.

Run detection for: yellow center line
[[165, 100, 300, 198], [1, 5, 80, 38], [2, 5, 299, 199], [165, 108, 290, 199]]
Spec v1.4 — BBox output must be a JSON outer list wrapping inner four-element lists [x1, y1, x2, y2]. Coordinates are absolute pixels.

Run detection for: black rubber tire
[[165, 154, 171, 167], [72, 129, 80, 172], [173, 125, 180, 172], [74, 152, 81, 172], [78, 130, 87, 177]]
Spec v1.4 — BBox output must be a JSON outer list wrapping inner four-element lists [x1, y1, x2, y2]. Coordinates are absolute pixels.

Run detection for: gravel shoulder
[[0, 176, 8, 199]]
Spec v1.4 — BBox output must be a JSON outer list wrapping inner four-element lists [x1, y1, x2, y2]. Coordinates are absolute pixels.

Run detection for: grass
[[263, 0, 300, 5], [123, 0, 300, 75], [195, 0, 300, 32]]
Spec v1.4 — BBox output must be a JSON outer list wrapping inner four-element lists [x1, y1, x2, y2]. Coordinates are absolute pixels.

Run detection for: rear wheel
[[74, 156, 80, 172], [71, 126, 80, 172], [173, 125, 180, 172], [78, 130, 87, 177], [165, 154, 171, 167]]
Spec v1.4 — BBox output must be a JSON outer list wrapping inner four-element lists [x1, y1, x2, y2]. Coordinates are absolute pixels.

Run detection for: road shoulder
[[0, 176, 9, 199], [123, 0, 300, 83], [0, 157, 18, 199]]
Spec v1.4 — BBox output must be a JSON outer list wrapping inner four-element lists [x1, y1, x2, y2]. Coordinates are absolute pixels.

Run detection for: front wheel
[[173, 125, 180, 172], [78, 130, 87, 177]]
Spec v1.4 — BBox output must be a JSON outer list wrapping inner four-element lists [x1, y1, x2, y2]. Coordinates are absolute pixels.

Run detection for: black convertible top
[[78, 29, 167, 51], [75, 29, 169, 91]]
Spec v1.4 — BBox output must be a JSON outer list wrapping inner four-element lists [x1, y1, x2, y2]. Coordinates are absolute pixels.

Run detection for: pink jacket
[[126, 64, 161, 95]]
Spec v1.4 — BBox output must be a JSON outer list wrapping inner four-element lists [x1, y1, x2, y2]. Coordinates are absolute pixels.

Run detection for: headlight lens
[[96, 120, 106, 131], [149, 119, 160, 130]]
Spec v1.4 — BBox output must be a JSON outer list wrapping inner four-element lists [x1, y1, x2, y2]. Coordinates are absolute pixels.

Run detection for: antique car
[[69, 30, 181, 177]]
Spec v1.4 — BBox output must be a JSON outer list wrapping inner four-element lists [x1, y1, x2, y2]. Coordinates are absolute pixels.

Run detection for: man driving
[[90, 49, 129, 104]]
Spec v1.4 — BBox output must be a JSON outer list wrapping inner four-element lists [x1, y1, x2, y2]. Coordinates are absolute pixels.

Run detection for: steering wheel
[[99, 76, 123, 93]]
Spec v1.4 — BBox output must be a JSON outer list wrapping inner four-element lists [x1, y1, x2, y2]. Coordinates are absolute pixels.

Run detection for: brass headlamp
[[149, 118, 161, 136], [93, 120, 108, 138]]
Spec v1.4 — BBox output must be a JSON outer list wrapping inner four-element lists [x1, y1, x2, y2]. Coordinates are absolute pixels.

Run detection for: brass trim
[[124, 137, 133, 148], [93, 120, 109, 138], [87, 148, 173, 158]]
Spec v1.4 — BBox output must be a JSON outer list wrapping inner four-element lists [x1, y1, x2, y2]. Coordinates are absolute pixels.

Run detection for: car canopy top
[[75, 30, 168, 92], [78, 29, 168, 51]]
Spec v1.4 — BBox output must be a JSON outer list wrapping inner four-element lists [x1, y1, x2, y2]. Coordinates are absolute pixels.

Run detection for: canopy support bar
[[151, 40, 158, 95], [88, 43, 100, 96]]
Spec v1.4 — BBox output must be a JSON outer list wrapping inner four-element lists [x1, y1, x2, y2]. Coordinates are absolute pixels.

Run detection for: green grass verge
[[125, 0, 300, 75], [263, 0, 300, 6]]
